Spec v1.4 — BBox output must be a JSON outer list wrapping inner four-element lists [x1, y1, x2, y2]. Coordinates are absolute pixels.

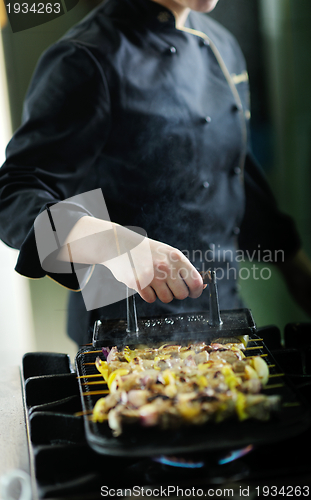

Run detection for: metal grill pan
[[76, 335, 310, 457]]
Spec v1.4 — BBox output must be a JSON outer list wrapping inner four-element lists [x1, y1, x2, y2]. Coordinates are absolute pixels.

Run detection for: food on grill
[[92, 341, 279, 436]]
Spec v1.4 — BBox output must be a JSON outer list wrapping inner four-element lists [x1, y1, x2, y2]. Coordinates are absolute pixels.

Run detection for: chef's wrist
[[60, 216, 119, 264]]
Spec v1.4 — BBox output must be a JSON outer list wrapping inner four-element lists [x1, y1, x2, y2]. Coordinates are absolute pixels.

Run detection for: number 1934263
[[255, 485, 309, 497], [6, 2, 61, 14]]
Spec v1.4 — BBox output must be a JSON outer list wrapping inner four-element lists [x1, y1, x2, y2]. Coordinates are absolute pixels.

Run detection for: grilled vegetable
[[92, 340, 280, 436]]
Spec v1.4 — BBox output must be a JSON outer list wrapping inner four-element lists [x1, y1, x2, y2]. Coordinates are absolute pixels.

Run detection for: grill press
[[92, 271, 256, 348]]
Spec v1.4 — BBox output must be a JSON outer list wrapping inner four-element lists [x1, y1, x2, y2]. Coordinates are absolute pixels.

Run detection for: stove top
[[21, 324, 311, 499]]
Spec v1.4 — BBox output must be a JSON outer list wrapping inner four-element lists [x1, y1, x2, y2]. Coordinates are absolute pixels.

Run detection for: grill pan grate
[[76, 333, 310, 457]]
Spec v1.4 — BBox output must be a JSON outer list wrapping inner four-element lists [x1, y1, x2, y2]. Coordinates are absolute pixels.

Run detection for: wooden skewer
[[83, 362, 96, 366], [283, 402, 300, 407], [75, 409, 108, 420], [74, 409, 93, 416], [82, 390, 110, 396], [81, 373, 283, 385], [244, 345, 264, 350], [83, 350, 103, 354], [247, 338, 263, 342], [245, 353, 267, 358], [82, 381, 107, 386], [77, 374, 103, 379], [263, 383, 284, 389], [80, 343, 93, 346], [268, 364, 275, 369]]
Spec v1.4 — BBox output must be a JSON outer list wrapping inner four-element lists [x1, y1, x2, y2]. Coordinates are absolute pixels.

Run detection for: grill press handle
[[208, 270, 222, 327], [125, 271, 222, 333], [126, 287, 139, 333]]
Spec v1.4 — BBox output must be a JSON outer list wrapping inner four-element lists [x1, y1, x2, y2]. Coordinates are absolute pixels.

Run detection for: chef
[[0, 0, 311, 345]]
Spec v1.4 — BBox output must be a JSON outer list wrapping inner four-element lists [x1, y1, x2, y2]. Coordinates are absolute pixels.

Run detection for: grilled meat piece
[[239, 378, 262, 394], [244, 395, 281, 420], [93, 340, 280, 435]]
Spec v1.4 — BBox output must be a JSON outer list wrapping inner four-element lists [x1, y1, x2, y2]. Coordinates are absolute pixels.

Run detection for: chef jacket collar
[[102, 0, 178, 31]]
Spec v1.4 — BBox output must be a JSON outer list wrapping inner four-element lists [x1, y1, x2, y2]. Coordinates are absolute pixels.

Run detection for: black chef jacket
[[0, 0, 300, 345]]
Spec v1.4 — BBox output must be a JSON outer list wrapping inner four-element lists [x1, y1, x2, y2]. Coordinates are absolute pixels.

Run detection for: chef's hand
[[276, 249, 311, 318], [101, 226, 204, 303], [110, 236, 204, 303], [60, 216, 204, 303]]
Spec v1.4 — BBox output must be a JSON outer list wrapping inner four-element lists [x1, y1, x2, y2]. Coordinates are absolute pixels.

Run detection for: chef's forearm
[[58, 216, 120, 264], [58, 216, 148, 266]]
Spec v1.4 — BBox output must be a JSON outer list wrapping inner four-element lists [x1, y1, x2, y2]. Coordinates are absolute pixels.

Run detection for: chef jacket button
[[202, 181, 210, 188], [202, 116, 211, 124], [233, 166, 241, 175], [233, 226, 240, 235], [168, 46, 177, 54], [232, 103, 243, 112], [157, 11, 170, 22], [200, 38, 210, 47]]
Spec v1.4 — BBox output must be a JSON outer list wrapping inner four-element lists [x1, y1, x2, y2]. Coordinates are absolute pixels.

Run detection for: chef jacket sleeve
[[238, 151, 301, 263], [0, 40, 111, 289]]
